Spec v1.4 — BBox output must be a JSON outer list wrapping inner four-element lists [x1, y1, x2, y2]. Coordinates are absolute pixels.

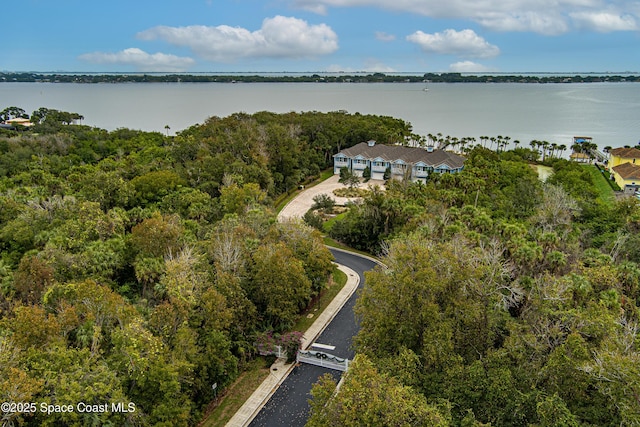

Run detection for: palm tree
[[571, 142, 582, 154], [530, 140, 539, 153], [427, 133, 437, 148], [558, 144, 567, 157], [412, 134, 426, 148], [450, 136, 459, 152], [541, 141, 550, 161], [164, 124, 170, 136], [489, 137, 497, 151], [462, 137, 475, 154], [584, 142, 598, 163]]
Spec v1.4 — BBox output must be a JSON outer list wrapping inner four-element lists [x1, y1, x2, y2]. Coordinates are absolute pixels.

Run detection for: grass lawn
[[322, 212, 347, 233], [198, 357, 273, 427], [318, 169, 335, 182], [198, 267, 347, 427], [583, 164, 616, 202]]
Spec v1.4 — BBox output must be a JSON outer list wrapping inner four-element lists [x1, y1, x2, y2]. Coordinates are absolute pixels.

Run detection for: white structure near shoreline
[[333, 140, 465, 182]]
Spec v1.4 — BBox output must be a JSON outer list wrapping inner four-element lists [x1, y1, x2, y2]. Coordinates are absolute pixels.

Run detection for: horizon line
[[2, 70, 639, 75]]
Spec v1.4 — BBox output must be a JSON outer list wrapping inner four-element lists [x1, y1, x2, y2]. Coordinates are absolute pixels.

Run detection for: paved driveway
[[248, 249, 379, 427], [278, 175, 385, 221]]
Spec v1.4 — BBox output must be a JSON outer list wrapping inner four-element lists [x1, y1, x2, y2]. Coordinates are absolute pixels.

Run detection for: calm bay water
[[1, 82, 639, 150]]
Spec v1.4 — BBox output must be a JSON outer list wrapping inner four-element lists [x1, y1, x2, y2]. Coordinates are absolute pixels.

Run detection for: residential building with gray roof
[[333, 140, 465, 182]]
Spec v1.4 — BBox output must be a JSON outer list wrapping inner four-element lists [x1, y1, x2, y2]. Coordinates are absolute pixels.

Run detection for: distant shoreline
[[1, 72, 639, 84]]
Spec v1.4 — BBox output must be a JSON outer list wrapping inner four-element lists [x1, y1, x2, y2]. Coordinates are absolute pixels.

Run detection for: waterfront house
[[608, 147, 640, 172], [5, 117, 34, 127], [611, 162, 640, 194], [569, 152, 590, 163], [0, 117, 34, 130], [333, 140, 465, 183], [607, 147, 640, 194]]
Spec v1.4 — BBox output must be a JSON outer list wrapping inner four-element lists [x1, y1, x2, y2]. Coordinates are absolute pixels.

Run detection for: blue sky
[[3, 0, 639, 73]]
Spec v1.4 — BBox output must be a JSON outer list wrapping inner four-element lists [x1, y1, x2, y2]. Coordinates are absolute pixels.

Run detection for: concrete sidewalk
[[224, 263, 360, 427]]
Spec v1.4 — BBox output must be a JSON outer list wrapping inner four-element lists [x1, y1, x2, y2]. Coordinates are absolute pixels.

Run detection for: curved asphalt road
[[248, 248, 378, 427]]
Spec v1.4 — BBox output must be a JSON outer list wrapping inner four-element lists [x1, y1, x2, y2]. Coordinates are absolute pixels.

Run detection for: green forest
[[2, 106, 640, 426], [0, 109, 413, 426], [307, 149, 640, 425]]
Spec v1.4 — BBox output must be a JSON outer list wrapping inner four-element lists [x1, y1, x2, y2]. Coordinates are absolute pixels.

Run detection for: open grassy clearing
[[199, 357, 273, 427], [583, 164, 616, 202], [322, 211, 348, 233]]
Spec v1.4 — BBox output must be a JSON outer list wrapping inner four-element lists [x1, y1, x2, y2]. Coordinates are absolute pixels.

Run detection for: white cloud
[[570, 11, 638, 31], [475, 11, 570, 35], [449, 60, 495, 72], [297, 2, 329, 14], [79, 48, 195, 72], [292, 0, 640, 35], [407, 29, 500, 58], [137, 16, 338, 62], [375, 31, 396, 41]]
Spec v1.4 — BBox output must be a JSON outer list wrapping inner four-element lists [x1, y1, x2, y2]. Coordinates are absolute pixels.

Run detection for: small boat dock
[[573, 136, 608, 164]]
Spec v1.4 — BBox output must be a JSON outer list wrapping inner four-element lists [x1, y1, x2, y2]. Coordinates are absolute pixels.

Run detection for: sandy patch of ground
[[532, 164, 554, 182]]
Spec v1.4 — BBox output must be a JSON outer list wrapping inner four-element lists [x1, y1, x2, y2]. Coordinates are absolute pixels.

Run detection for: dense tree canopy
[[309, 146, 640, 426], [3, 107, 640, 426], [1, 110, 408, 425]]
